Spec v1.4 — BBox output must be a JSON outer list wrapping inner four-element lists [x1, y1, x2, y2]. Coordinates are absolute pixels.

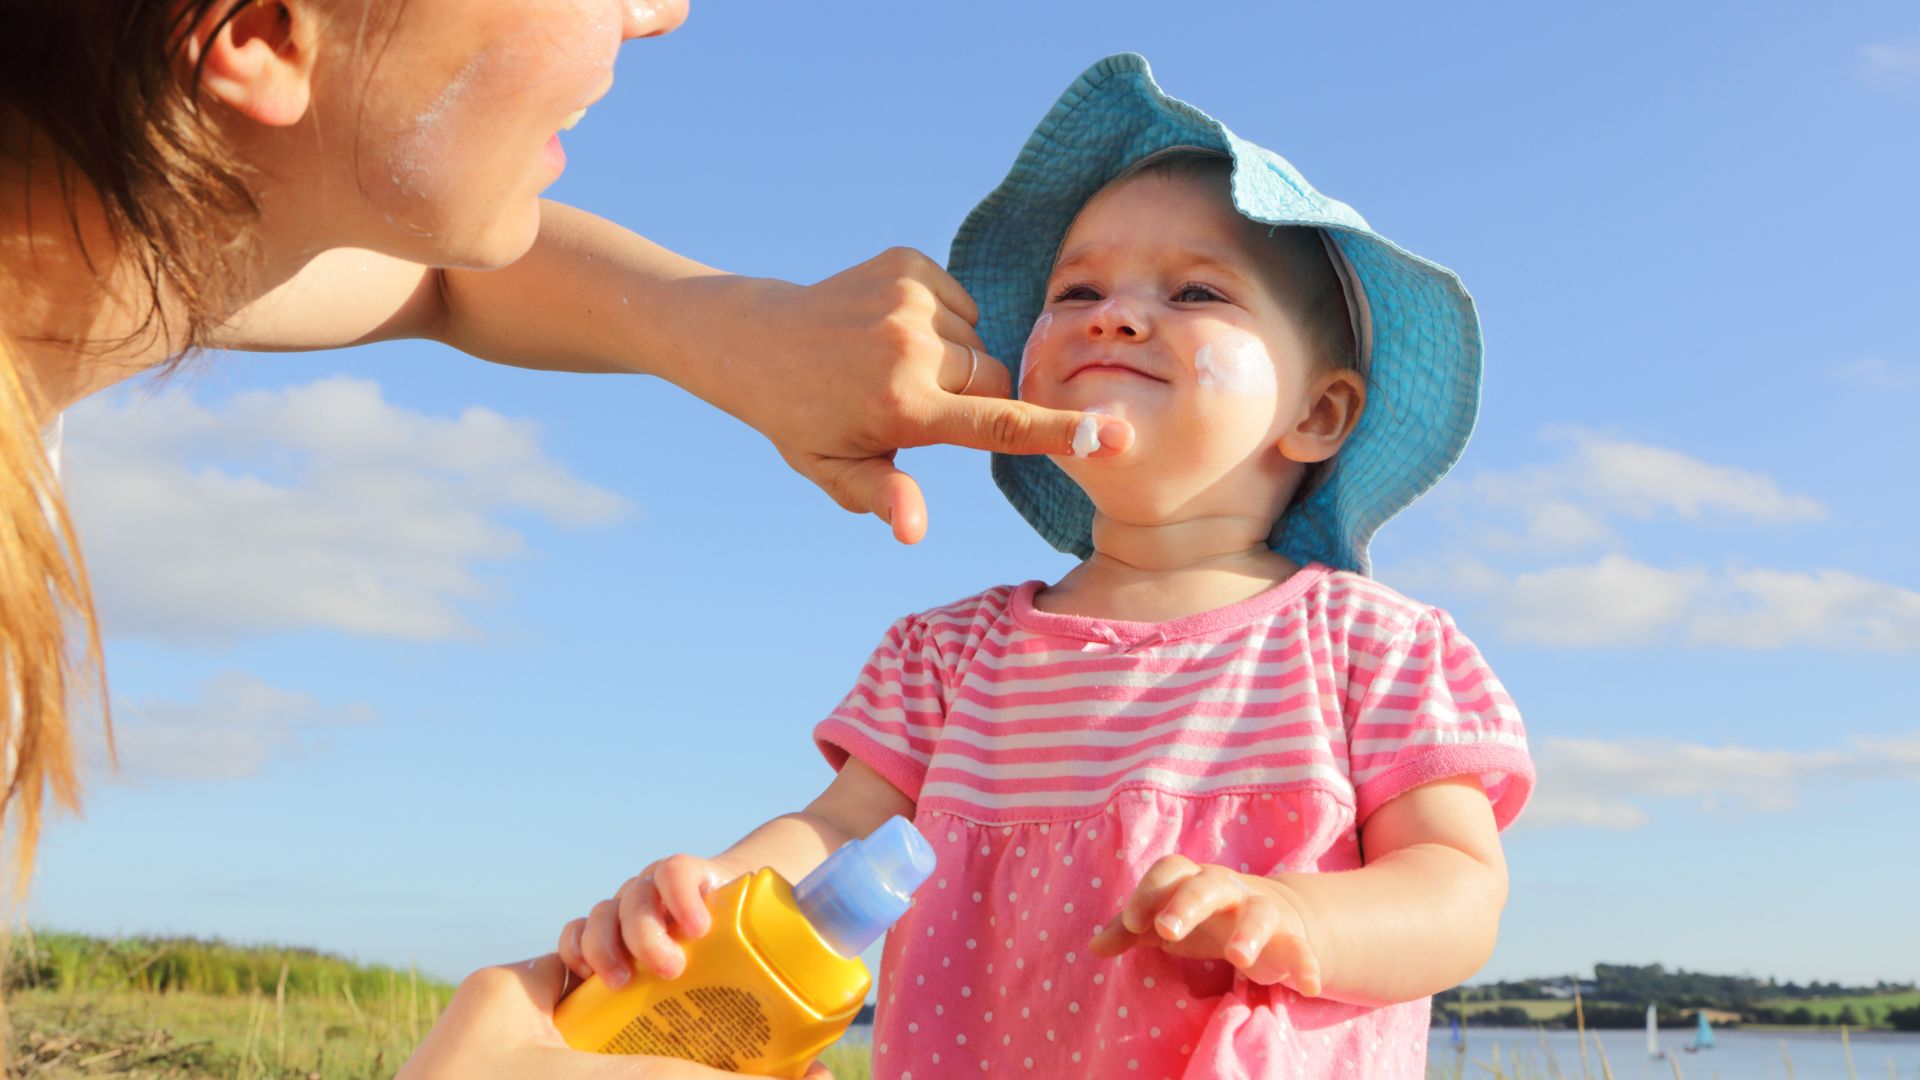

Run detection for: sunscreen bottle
[[554, 817, 935, 1077]]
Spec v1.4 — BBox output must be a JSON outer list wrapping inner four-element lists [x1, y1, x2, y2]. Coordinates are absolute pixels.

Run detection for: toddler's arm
[[557, 758, 913, 987], [1093, 776, 1506, 1008]]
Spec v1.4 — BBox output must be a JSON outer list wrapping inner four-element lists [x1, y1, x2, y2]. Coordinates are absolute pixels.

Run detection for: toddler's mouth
[[1068, 358, 1167, 383]]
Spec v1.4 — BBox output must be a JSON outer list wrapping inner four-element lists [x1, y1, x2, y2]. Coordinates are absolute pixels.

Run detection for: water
[[1433, 1026, 1920, 1080], [841, 1022, 1920, 1077]]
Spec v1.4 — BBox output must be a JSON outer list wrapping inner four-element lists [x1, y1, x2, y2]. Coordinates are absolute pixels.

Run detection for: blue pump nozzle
[[791, 817, 936, 958]]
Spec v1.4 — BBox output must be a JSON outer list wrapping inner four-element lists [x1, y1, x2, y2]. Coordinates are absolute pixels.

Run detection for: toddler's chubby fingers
[[579, 897, 635, 989], [1224, 897, 1281, 975], [1149, 863, 1248, 944], [557, 917, 592, 982], [614, 872, 687, 983], [1252, 923, 1323, 997], [1089, 913, 1150, 958], [1118, 854, 1202, 936], [651, 855, 724, 939]]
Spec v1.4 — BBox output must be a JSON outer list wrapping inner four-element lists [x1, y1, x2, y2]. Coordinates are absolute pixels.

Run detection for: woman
[[1, 0, 1131, 1074]]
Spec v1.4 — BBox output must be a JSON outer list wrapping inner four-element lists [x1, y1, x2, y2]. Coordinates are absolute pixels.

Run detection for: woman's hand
[[225, 212, 1133, 545], [672, 247, 1134, 543], [397, 954, 832, 1079], [558, 853, 741, 985], [1090, 855, 1326, 996]]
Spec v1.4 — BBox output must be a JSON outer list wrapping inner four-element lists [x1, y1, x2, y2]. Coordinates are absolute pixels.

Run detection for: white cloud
[[1691, 568, 1920, 650], [1454, 555, 1712, 647], [1443, 557, 1920, 651], [64, 377, 628, 643], [1519, 733, 1890, 831], [1860, 41, 1920, 86], [80, 672, 373, 784], [1455, 431, 1824, 556]]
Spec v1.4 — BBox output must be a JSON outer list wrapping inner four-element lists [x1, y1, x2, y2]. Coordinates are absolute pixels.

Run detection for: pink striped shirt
[[814, 564, 1532, 1079]]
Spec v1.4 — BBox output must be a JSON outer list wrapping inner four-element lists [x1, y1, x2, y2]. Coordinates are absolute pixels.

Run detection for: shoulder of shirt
[[1312, 568, 1452, 643], [893, 583, 1024, 633]]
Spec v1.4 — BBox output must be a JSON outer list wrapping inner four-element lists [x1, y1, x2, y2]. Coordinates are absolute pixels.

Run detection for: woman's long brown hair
[[0, 0, 261, 893]]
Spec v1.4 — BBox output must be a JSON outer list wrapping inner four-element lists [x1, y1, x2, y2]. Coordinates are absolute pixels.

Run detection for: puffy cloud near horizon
[[1403, 432, 1920, 651], [1519, 731, 1917, 830], [78, 672, 374, 784], [63, 376, 628, 644], [1449, 429, 1825, 556], [1422, 556, 1920, 651]]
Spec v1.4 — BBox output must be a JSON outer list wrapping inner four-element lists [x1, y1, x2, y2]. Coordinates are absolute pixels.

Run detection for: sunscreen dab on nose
[[553, 818, 936, 1078]]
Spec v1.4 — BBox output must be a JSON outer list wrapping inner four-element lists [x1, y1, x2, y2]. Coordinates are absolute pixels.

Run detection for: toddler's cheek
[[1192, 330, 1279, 399]]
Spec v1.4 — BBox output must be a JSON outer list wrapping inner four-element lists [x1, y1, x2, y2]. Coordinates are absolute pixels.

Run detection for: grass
[[1, 931, 882, 1079], [1455, 999, 1580, 1022], [5, 931, 454, 1078], [1754, 991, 1920, 1022]]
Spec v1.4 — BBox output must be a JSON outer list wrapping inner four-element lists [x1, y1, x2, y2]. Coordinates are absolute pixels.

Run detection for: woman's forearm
[[1274, 842, 1507, 1008], [432, 200, 761, 385]]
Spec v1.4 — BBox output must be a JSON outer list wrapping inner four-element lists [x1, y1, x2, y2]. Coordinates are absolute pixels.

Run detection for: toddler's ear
[[186, 0, 317, 128], [1276, 370, 1366, 464]]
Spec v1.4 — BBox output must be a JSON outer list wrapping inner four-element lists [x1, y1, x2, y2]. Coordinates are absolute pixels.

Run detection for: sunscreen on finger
[[553, 817, 935, 1077]]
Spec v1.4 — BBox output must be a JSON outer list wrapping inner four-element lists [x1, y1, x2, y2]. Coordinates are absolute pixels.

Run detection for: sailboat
[[1647, 1004, 1665, 1060], [1449, 1012, 1465, 1054], [1683, 1011, 1715, 1053]]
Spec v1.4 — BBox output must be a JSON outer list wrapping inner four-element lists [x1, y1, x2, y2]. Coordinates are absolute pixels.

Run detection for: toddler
[[559, 54, 1533, 1079]]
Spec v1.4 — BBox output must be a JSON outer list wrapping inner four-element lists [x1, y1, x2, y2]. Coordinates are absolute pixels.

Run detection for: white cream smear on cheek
[[1192, 330, 1279, 397], [1018, 312, 1053, 396]]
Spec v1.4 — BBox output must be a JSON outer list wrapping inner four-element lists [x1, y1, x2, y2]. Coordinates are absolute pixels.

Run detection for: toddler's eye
[[1173, 283, 1225, 303], [1050, 284, 1102, 303]]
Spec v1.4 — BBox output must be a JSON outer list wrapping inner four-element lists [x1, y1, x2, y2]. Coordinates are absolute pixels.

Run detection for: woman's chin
[[432, 204, 545, 271]]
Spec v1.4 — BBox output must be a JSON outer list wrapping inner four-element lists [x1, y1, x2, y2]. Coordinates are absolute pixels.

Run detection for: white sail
[[1646, 1004, 1660, 1057]]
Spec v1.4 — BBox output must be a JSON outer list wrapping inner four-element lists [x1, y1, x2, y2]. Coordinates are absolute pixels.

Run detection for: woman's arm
[[215, 202, 1132, 543], [1094, 777, 1509, 1008]]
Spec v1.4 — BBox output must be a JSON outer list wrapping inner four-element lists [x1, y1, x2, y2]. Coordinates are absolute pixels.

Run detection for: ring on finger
[[958, 345, 979, 395]]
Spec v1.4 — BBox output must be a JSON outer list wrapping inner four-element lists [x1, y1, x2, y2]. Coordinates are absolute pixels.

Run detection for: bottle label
[[599, 985, 774, 1067]]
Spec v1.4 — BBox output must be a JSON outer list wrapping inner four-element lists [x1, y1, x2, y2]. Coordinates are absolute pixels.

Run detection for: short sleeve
[[1346, 607, 1534, 829], [812, 614, 950, 803]]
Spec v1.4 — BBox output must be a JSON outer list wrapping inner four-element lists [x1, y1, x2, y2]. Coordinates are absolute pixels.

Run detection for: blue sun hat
[[949, 53, 1482, 576]]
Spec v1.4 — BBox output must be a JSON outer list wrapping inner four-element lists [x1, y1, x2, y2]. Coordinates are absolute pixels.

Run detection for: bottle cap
[[792, 816, 936, 957]]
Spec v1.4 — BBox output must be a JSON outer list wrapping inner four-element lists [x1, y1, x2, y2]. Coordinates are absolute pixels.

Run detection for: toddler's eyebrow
[[1050, 244, 1256, 290]]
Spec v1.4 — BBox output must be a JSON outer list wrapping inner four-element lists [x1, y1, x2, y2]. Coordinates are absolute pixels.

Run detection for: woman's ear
[[187, 1, 316, 127], [1276, 369, 1366, 464]]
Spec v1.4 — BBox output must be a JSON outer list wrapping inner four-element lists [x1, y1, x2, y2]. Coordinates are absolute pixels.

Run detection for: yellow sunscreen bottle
[[553, 817, 935, 1078]]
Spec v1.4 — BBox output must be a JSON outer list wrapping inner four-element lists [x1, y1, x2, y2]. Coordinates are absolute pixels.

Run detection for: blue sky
[[36, 2, 1920, 989]]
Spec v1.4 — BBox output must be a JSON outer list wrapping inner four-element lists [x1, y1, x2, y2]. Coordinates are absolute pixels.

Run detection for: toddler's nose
[[1086, 298, 1146, 341]]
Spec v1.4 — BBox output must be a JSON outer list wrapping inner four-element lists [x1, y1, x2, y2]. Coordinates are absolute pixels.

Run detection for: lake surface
[[1434, 1026, 1920, 1080], [842, 1023, 1920, 1077]]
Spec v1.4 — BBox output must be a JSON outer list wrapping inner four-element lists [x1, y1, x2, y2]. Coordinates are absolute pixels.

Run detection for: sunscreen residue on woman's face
[[392, 55, 488, 201], [1018, 312, 1053, 397], [1192, 329, 1279, 398]]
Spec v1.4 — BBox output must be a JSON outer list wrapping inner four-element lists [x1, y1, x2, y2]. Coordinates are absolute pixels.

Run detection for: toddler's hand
[[558, 854, 740, 988], [1090, 854, 1324, 997]]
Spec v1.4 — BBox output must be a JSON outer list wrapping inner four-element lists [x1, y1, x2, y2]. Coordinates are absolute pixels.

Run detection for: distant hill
[[1437, 963, 1920, 1031]]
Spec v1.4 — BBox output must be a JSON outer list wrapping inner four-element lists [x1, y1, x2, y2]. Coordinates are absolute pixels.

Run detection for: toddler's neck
[[1035, 512, 1302, 624]]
